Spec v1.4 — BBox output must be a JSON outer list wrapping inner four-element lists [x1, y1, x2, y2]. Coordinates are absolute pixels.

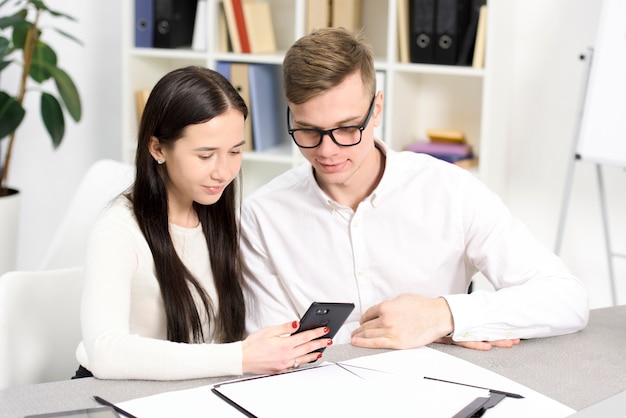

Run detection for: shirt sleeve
[[240, 201, 301, 335], [79, 204, 243, 380], [443, 172, 589, 341]]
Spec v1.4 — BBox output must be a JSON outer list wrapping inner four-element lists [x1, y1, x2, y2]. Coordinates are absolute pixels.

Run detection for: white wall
[[500, 0, 625, 309], [0, 0, 123, 270]]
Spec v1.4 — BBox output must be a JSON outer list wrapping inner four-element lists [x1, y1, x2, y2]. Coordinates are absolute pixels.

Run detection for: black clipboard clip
[[423, 376, 524, 418]]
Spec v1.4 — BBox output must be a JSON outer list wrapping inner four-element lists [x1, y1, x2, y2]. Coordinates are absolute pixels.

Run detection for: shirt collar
[[306, 140, 391, 212]]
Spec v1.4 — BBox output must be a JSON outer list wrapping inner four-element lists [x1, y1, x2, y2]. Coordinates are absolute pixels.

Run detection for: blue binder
[[135, 0, 153, 48], [247, 64, 284, 152]]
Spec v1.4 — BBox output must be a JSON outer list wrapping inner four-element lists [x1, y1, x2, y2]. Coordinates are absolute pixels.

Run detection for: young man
[[240, 28, 588, 351]]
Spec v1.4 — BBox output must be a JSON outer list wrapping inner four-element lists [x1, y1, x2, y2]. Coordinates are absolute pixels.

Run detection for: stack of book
[[397, 0, 488, 68], [220, 0, 277, 54], [406, 129, 477, 168], [215, 61, 285, 153], [305, 0, 363, 34]]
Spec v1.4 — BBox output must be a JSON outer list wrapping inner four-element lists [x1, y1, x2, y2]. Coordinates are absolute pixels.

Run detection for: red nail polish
[[327, 339, 333, 346], [292, 320, 298, 329], [323, 327, 330, 333], [317, 353, 322, 359]]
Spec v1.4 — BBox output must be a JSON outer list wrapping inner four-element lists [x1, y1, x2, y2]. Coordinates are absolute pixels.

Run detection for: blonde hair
[[283, 27, 376, 104]]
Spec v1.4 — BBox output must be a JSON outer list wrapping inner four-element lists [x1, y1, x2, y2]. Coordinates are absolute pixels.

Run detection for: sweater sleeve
[[77, 200, 243, 380]]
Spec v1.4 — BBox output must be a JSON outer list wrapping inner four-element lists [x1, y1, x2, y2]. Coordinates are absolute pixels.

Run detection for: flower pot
[[0, 188, 20, 275]]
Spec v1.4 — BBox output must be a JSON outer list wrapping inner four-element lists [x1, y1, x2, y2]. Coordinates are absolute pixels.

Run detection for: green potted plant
[[0, 0, 81, 272]]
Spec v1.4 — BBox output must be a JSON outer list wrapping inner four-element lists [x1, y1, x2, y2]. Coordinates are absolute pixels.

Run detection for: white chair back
[[41, 159, 135, 270], [0, 266, 83, 389]]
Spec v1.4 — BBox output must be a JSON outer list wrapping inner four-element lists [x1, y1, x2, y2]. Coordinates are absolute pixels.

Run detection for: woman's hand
[[242, 321, 332, 375]]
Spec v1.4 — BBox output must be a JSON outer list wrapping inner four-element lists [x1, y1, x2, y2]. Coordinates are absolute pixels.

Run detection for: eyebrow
[[293, 114, 362, 130], [192, 140, 246, 152]]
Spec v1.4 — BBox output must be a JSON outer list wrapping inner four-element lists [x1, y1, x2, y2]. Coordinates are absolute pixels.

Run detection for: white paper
[[117, 347, 575, 417]]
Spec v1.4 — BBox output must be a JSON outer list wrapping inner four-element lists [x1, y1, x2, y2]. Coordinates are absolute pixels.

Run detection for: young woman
[[74, 66, 330, 380]]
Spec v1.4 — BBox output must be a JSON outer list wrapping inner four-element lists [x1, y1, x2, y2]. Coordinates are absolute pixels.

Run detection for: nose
[[211, 154, 239, 181], [316, 132, 340, 155]]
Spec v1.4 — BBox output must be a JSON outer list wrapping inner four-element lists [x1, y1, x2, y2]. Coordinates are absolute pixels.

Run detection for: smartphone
[[294, 302, 355, 356], [25, 406, 120, 417]]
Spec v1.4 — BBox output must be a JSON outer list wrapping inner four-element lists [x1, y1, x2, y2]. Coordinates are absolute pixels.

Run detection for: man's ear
[[148, 136, 164, 162], [373, 91, 384, 127]]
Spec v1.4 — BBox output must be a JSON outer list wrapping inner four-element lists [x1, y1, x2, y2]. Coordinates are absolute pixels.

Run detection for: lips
[[318, 160, 348, 173], [202, 185, 225, 195]]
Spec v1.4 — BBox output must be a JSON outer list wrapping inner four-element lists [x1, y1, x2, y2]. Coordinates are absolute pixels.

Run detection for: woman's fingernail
[[323, 327, 330, 333], [327, 339, 333, 346], [317, 353, 322, 359], [292, 321, 298, 328]]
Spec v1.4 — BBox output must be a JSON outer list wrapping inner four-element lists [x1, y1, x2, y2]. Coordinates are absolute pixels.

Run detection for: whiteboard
[[577, 0, 626, 167]]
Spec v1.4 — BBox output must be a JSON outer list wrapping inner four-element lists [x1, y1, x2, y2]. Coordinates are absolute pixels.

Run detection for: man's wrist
[[438, 296, 455, 338]]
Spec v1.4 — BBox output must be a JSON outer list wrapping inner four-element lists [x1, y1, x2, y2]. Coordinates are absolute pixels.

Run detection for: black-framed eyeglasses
[[287, 96, 376, 149]]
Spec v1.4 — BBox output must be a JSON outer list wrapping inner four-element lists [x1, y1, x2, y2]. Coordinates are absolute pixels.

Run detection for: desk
[[1, 305, 624, 418]]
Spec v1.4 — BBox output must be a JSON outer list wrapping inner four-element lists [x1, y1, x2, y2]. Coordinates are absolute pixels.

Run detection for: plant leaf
[[0, 10, 28, 30], [49, 66, 81, 122], [0, 92, 26, 140], [40, 92, 64, 147], [11, 21, 35, 49], [51, 27, 83, 47], [0, 59, 11, 71], [0, 36, 9, 58], [29, 41, 56, 82]]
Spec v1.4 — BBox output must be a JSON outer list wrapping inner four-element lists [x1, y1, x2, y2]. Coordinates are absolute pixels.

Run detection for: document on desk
[[117, 347, 575, 417]]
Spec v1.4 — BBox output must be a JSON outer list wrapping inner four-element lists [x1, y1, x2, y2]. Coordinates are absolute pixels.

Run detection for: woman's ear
[[148, 136, 165, 163]]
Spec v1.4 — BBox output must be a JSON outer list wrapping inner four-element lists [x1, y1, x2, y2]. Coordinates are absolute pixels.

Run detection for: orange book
[[231, 0, 251, 53]]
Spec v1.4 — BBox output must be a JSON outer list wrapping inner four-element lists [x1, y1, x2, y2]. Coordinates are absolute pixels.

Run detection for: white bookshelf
[[121, 0, 512, 197]]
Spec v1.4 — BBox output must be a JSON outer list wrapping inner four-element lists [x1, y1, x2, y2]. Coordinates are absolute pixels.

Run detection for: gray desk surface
[[1, 305, 624, 418]]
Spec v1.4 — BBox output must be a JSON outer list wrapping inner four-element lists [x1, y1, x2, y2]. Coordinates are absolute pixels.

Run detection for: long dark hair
[[133, 66, 247, 343]]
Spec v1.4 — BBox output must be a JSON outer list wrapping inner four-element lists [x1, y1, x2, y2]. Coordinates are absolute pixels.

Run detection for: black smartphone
[[294, 302, 355, 356]]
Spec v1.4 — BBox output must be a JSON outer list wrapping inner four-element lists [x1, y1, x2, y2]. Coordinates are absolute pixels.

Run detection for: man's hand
[[350, 294, 453, 349], [436, 336, 521, 351]]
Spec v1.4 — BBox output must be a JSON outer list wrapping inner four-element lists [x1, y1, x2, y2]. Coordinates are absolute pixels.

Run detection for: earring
[[157, 159, 164, 165]]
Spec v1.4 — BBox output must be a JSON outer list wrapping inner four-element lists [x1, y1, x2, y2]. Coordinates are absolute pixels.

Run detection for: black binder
[[434, 0, 471, 65], [409, 0, 436, 64], [154, 0, 198, 49], [456, 0, 486, 65]]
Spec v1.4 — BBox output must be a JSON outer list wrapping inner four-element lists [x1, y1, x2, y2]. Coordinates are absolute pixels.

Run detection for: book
[[153, 0, 198, 49], [221, 0, 242, 53], [426, 128, 466, 143], [243, 1, 277, 54], [332, 0, 362, 32], [231, 0, 251, 53], [406, 140, 473, 163], [135, 88, 152, 124], [306, 0, 331, 33], [397, 0, 410, 63], [217, 1, 231, 52], [409, 0, 436, 63], [434, 0, 471, 65], [134, 0, 153, 48], [191, 0, 207, 51], [472, 4, 487, 68], [247, 64, 283, 152], [230, 63, 254, 151], [456, 0, 484, 65]]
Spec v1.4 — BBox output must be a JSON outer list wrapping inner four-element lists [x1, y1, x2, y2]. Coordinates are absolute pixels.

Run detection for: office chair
[[40, 159, 135, 270], [0, 266, 83, 389]]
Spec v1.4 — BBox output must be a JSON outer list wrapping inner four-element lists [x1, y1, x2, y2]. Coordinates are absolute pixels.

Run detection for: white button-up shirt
[[240, 146, 589, 344]]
